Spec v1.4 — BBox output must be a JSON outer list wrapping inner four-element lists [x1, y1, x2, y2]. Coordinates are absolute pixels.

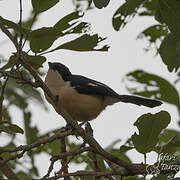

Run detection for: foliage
[[111, 0, 180, 72], [0, 0, 179, 180], [132, 111, 171, 154]]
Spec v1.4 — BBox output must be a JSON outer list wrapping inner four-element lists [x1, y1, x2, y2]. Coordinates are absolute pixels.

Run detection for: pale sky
[[0, 0, 179, 178]]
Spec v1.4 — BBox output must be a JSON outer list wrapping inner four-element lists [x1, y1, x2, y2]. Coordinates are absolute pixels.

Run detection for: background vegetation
[[0, 0, 180, 179]]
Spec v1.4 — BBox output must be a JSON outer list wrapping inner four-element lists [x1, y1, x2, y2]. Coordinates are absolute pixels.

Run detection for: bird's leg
[[85, 122, 94, 137]]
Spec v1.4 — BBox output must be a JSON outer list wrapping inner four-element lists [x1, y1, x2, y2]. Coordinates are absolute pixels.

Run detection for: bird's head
[[48, 62, 72, 81]]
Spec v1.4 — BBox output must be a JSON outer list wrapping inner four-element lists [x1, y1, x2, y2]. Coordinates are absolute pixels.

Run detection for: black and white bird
[[45, 62, 162, 121]]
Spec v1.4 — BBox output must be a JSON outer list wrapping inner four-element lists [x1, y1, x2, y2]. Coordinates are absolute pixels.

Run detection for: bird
[[45, 62, 162, 122]]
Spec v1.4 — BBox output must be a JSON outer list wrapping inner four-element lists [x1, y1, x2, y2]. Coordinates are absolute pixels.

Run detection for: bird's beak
[[48, 62, 53, 69]]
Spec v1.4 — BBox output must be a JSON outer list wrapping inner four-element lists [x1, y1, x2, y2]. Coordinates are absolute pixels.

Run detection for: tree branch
[[32, 170, 122, 180], [0, 22, 19, 51], [0, 130, 72, 154], [0, 70, 39, 88], [59, 135, 70, 180], [0, 76, 9, 121], [0, 160, 20, 180], [19, 0, 23, 48]]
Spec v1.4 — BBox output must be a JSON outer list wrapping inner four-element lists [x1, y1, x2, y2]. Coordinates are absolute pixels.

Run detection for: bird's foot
[[85, 122, 94, 137]]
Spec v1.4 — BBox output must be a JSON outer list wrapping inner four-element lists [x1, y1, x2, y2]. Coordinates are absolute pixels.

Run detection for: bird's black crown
[[48, 62, 72, 81]]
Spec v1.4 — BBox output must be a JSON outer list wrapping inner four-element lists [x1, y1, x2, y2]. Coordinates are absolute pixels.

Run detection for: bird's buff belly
[[60, 93, 105, 121], [45, 87, 105, 121]]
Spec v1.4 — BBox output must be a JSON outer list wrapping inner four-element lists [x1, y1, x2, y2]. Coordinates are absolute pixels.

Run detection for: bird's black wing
[[70, 75, 162, 108], [70, 75, 119, 98]]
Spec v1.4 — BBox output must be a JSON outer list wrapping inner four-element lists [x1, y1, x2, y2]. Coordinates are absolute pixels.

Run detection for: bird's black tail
[[118, 95, 162, 108]]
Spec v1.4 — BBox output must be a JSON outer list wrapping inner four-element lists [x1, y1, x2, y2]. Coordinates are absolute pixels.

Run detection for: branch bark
[[0, 130, 72, 154], [0, 160, 20, 180], [0, 22, 19, 51], [59, 135, 70, 180]]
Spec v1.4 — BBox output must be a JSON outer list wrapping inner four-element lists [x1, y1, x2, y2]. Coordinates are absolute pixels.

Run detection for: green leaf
[[2, 107, 11, 121], [54, 11, 84, 31], [24, 112, 39, 144], [137, 24, 168, 44], [5, 88, 28, 109], [151, 174, 168, 180], [0, 121, 24, 134], [87, 152, 107, 171], [105, 139, 121, 152], [80, 176, 92, 180], [20, 84, 45, 105], [111, 149, 131, 163], [24, 54, 46, 69], [22, 11, 39, 30], [93, 0, 110, 9], [9, 124, 24, 134], [29, 129, 61, 156], [139, 0, 159, 16], [0, 55, 15, 70], [54, 12, 90, 34], [0, 125, 14, 134], [29, 27, 63, 53], [30, 165, 39, 177], [95, 155, 107, 171], [16, 171, 29, 179], [124, 177, 145, 180], [44, 140, 60, 155], [132, 111, 171, 154], [56, 34, 109, 51], [125, 70, 180, 106], [159, 33, 180, 72], [158, 129, 180, 144], [120, 145, 134, 153], [69, 22, 90, 34], [0, 16, 29, 34], [32, 0, 59, 13], [2, 54, 45, 71], [155, 0, 180, 39], [159, 135, 180, 154], [112, 0, 145, 30], [4, 77, 45, 110]]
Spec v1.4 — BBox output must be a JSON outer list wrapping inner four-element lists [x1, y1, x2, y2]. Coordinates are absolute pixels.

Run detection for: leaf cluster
[[111, 0, 180, 72], [0, 0, 179, 180]]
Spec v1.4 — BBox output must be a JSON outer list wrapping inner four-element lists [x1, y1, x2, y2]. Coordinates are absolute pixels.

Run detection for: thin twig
[[51, 146, 93, 162], [35, 170, 122, 180], [0, 22, 19, 50], [19, 0, 23, 48], [0, 158, 20, 180], [59, 135, 70, 180], [42, 145, 91, 179], [22, 11, 38, 50], [29, 12, 38, 29], [0, 70, 39, 88], [0, 76, 9, 121], [0, 130, 72, 154], [42, 158, 56, 179], [92, 153, 115, 180], [92, 153, 101, 180]]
